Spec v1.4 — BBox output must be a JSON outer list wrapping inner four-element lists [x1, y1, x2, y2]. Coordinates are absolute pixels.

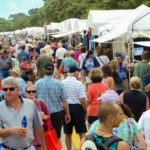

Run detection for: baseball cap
[[82, 140, 97, 150], [97, 90, 120, 103], [11, 67, 22, 76], [44, 62, 54, 71], [115, 52, 125, 59], [68, 65, 81, 73]]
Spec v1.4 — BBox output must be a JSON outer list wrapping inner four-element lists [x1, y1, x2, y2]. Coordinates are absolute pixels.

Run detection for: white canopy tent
[[92, 5, 150, 43], [87, 9, 133, 35]]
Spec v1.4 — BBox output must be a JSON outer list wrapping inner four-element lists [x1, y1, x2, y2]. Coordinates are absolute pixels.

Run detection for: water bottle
[[21, 116, 27, 128], [21, 116, 27, 137]]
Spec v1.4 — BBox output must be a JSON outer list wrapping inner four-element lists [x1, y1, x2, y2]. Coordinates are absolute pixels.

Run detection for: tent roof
[[93, 5, 150, 43], [87, 9, 133, 34], [52, 31, 80, 38]]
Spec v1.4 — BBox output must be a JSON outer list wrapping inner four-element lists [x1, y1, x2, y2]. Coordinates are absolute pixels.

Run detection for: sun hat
[[11, 67, 23, 76], [97, 90, 120, 103]]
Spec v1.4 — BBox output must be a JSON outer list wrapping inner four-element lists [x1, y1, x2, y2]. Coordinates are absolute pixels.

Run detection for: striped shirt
[[35, 76, 68, 113], [62, 76, 86, 104]]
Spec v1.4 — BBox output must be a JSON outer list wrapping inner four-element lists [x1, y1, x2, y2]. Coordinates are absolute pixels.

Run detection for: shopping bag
[[60, 65, 64, 74], [44, 118, 62, 150]]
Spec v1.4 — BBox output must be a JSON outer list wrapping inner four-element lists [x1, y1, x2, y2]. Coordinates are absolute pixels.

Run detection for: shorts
[[88, 116, 98, 125], [63, 104, 87, 134], [50, 110, 65, 138], [85, 76, 92, 83]]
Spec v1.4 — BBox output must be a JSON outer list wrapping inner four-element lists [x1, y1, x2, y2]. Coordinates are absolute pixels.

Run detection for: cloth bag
[[44, 118, 62, 150]]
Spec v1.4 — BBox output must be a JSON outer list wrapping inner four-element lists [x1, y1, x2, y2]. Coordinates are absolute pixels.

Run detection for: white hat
[[82, 140, 97, 150]]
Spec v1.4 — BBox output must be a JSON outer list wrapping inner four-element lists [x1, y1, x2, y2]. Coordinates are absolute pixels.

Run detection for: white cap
[[82, 140, 97, 150]]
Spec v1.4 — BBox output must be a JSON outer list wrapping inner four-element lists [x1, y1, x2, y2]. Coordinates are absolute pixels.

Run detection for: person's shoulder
[[22, 98, 35, 105], [0, 100, 6, 106], [117, 140, 130, 150]]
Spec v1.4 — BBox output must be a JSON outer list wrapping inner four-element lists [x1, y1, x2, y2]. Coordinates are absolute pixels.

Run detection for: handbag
[[44, 118, 62, 150]]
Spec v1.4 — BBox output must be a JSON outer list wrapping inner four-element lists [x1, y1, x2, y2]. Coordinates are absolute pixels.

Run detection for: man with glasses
[[0, 77, 46, 150], [0, 48, 13, 80]]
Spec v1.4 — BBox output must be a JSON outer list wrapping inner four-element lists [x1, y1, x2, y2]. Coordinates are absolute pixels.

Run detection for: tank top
[[123, 89, 146, 121]]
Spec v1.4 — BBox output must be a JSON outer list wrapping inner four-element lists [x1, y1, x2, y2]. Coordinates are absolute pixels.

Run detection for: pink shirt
[[32, 99, 50, 146], [74, 50, 82, 62]]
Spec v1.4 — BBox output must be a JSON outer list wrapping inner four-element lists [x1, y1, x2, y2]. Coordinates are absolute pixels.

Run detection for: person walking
[[35, 62, 71, 142], [62, 65, 87, 150]]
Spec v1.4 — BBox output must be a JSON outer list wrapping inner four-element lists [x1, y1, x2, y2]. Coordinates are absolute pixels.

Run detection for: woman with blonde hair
[[86, 68, 108, 128], [25, 82, 50, 150], [120, 76, 149, 121], [110, 59, 123, 94]]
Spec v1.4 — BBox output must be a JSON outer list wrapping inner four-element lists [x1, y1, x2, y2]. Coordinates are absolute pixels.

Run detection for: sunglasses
[[26, 90, 36, 94], [3, 87, 15, 92]]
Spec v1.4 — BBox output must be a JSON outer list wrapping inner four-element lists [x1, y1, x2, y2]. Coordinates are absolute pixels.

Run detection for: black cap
[[44, 62, 54, 71], [68, 65, 81, 73]]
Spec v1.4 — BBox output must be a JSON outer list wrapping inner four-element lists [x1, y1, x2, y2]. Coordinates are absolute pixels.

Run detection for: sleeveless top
[[123, 89, 146, 121], [92, 133, 118, 150]]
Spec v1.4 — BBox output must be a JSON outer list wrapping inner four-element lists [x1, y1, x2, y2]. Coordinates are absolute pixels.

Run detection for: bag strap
[[98, 56, 105, 65], [103, 136, 122, 147], [86, 134, 96, 142]]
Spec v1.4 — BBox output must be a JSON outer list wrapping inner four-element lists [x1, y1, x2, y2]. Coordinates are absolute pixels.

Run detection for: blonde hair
[[65, 51, 70, 57], [110, 59, 119, 72], [130, 76, 142, 89], [25, 81, 35, 91], [89, 68, 103, 83]]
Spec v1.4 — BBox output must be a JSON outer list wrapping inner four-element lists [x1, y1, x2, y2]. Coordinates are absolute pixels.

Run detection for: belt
[[2, 144, 31, 150]]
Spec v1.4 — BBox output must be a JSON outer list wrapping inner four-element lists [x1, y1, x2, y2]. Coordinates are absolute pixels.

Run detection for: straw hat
[[11, 67, 23, 76]]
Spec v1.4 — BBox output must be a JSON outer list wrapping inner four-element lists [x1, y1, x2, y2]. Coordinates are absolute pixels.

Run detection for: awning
[[134, 41, 150, 47], [52, 31, 80, 38]]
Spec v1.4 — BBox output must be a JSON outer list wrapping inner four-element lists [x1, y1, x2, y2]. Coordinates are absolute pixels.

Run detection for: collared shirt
[[62, 76, 86, 104], [16, 77, 26, 95], [0, 98, 43, 148], [35, 76, 68, 113]]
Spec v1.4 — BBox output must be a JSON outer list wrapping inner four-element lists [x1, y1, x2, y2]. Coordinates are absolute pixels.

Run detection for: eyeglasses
[[3, 87, 15, 92], [26, 90, 36, 94]]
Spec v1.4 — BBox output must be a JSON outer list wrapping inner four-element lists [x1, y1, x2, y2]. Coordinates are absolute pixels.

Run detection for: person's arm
[[55, 56, 58, 63], [146, 96, 149, 110], [110, 77, 115, 91], [135, 132, 147, 150], [80, 98, 87, 119], [119, 92, 124, 103], [87, 97, 91, 106], [0, 127, 27, 137], [117, 141, 130, 150], [144, 83, 150, 92], [35, 126, 46, 150], [61, 100, 71, 124]]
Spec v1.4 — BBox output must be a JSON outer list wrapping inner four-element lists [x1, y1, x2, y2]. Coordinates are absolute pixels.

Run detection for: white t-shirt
[[78, 53, 86, 68], [96, 55, 110, 68], [138, 110, 150, 150], [56, 47, 66, 59]]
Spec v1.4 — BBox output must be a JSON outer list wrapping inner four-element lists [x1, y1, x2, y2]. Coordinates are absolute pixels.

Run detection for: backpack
[[85, 57, 94, 72], [85, 134, 123, 150]]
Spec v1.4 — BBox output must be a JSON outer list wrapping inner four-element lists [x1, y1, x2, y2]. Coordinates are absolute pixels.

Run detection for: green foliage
[[1, 0, 150, 32]]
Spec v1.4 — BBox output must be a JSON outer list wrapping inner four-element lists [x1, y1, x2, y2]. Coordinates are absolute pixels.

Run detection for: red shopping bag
[[60, 65, 64, 74], [44, 118, 62, 150]]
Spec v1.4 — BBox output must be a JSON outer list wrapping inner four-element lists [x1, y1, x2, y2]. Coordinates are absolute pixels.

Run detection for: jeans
[[0, 70, 10, 80]]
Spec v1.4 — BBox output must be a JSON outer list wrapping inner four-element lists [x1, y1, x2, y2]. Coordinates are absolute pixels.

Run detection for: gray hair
[[2, 77, 20, 88], [69, 51, 74, 57]]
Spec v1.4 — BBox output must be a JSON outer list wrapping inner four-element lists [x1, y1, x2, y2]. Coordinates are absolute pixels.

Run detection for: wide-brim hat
[[11, 67, 23, 76]]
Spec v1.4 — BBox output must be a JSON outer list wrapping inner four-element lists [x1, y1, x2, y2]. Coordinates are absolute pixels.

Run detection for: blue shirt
[[16, 77, 26, 95], [143, 73, 150, 102], [35, 76, 68, 113], [117, 61, 128, 79]]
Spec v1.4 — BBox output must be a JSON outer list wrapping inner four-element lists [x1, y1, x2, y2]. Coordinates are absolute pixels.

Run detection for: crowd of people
[[0, 36, 150, 150]]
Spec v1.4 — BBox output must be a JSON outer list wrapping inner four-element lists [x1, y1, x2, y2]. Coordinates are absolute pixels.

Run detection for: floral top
[[89, 118, 140, 149]]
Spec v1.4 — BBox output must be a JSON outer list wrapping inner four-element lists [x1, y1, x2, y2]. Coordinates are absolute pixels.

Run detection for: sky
[[0, 0, 44, 19]]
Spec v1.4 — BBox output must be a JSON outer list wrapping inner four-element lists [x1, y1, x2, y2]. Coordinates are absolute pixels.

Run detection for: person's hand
[[65, 113, 71, 124], [10, 126, 27, 137]]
